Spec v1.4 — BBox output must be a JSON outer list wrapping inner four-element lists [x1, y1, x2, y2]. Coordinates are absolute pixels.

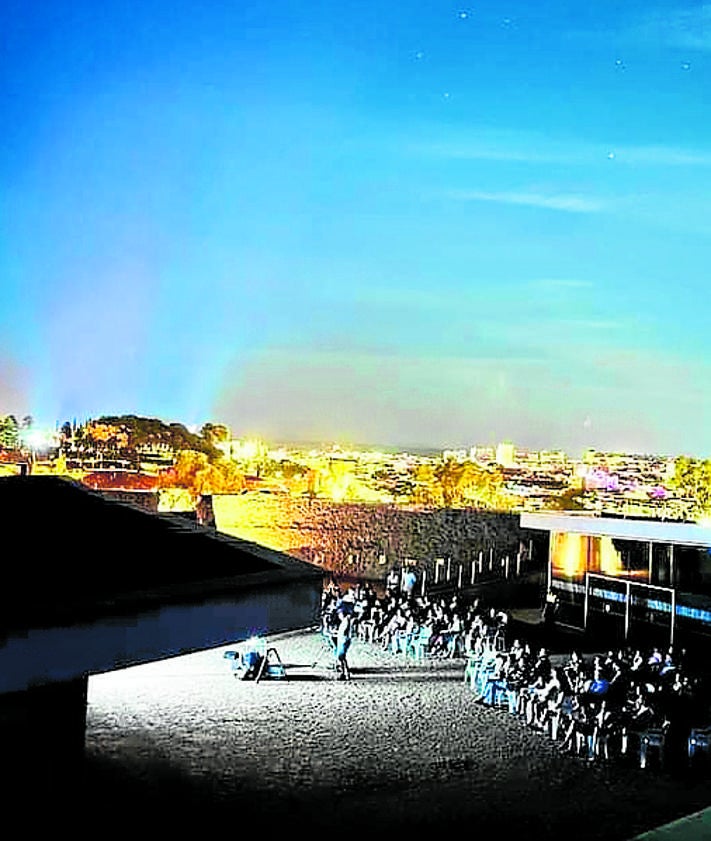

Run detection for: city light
[[19, 428, 57, 454]]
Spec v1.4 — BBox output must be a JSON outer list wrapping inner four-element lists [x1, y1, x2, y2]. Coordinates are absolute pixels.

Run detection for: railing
[[420, 543, 538, 597], [584, 572, 676, 645]]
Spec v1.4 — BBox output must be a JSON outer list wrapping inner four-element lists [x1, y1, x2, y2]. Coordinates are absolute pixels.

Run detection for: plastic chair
[[464, 655, 479, 688], [688, 727, 711, 765], [640, 726, 667, 769], [391, 628, 410, 655], [473, 659, 496, 696], [491, 681, 517, 712], [408, 626, 432, 662]]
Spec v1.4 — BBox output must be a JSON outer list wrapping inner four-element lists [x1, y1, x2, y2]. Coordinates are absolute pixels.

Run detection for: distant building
[[442, 448, 468, 461], [539, 449, 567, 466], [470, 446, 495, 464], [496, 441, 516, 469], [582, 467, 619, 492]]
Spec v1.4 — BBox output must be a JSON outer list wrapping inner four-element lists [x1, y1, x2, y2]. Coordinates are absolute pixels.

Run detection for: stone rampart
[[212, 493, 537, 582]]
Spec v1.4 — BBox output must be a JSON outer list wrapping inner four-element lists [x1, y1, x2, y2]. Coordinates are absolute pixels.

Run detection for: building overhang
[[520, 512, 711, 548]]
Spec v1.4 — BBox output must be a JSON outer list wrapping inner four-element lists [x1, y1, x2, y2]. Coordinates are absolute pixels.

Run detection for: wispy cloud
[[412, 141, 571, 164], [410, 133, 711, 168], [449, 190, 605, 213], [408, 134, 587, 165], [632, 5, 711, 51], [610, 145, 711, 166]]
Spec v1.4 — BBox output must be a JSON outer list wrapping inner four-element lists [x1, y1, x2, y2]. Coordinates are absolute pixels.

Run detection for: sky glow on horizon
[[2, 1, 711, 457]]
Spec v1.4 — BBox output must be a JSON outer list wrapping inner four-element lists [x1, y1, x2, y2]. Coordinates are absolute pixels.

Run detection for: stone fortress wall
[[210, 493, 541, 582]]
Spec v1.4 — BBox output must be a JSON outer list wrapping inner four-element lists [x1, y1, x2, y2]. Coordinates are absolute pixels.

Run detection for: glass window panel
[[675, 545, 711, 595], [550, 532, 587, 581], [651, 543, 671, 586], [611, 539, 649, 581]]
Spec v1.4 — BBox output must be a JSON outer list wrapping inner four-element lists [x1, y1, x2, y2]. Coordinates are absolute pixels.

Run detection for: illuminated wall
[[212, 493, 531, 580]]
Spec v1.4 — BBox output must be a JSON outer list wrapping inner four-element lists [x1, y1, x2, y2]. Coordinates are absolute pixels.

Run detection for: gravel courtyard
[[81, 627, 711, 839]]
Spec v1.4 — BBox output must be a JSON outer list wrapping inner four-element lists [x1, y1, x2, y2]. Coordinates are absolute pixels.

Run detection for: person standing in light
[[335, 607, 353, 681], [402, 567, 417, 599]]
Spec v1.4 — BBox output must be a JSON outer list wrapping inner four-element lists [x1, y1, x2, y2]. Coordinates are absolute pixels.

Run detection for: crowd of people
[[320, 575, 711, 771], [470, 637, 711, 765], [320, 574, 510, 664]]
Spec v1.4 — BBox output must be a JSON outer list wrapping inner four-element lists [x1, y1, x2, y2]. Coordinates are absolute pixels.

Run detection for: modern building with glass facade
[[520, 512, 711, 648]]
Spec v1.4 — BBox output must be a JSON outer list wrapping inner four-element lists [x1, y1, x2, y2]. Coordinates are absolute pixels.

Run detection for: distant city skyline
[[9, 416, 698, 463], [3, 2, 710, 459]]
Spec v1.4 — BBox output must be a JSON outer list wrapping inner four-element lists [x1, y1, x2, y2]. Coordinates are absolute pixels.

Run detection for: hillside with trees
[[157, 450, 246, 498], [410, 458, 513, 510], [83, 415, 220, 459], [669, 456, 711, 519]]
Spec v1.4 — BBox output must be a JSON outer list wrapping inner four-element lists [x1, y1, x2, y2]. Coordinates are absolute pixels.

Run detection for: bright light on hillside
[[20, 428, 57, 453]]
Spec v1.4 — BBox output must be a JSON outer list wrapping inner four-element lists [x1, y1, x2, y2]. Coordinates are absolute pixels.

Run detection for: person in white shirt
[[335, 608, 353, 681]]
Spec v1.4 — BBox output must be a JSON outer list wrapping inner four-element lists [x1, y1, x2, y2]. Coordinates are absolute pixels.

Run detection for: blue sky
[[2, 1, 711, 456]]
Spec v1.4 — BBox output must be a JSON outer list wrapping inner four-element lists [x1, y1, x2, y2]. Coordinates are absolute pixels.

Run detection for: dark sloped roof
[[0, 475, 321, 633]]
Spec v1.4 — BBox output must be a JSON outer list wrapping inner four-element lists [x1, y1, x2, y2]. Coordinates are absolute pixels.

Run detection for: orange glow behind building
[[551, 532, 627, 580]]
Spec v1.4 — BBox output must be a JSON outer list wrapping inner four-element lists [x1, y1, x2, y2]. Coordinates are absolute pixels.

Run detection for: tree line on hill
[[61, 416, 245, 496], [0, 414, 33, 450], [61, 415, 227, 459], [669, 457, 711, 520]]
